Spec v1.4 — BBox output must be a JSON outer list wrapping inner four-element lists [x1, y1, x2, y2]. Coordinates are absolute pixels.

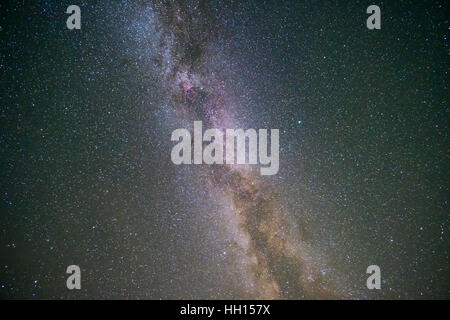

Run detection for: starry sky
[[0, 0, 448, 299]]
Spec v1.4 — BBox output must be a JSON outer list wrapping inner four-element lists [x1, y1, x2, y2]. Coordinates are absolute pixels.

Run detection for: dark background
[[0, 0, 448, 299]]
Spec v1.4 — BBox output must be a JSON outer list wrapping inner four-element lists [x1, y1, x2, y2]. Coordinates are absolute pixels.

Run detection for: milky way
[[0, 0, 448, 299], [149, 2, 346, 298]]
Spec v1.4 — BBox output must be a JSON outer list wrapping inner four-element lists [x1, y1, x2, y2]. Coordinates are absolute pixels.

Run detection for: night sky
[[0, 0, 448, 299]]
